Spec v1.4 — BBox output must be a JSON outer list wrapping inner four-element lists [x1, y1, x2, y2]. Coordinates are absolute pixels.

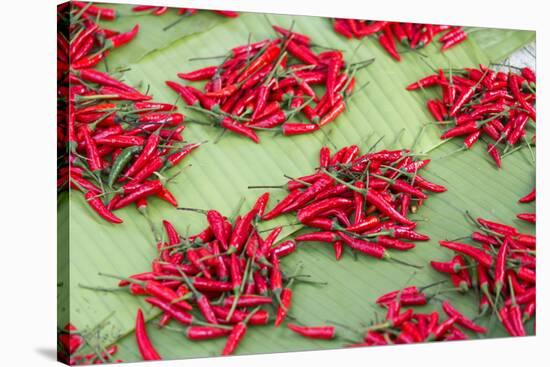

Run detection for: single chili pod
[[287, 324, 336, 339], [84, 191, 123, 224], [135, 309, 162, 360], [186, 326, 232, 340], [439, 241, 493, 267]]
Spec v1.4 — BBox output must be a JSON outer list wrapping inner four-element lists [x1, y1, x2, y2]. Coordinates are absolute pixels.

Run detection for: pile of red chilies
[[114, 194, 312, 358], [430, 217, 536, 336], [255, 145, 446, 262], [72, 1, 117, 21], [57, 2, 120, 179], [58, 4, 200, 224], [167, 25, 373, 142], [58, 323, 122, 365], [284, 292, 488, 343], [132, 4, 238, 18], [351, 298, 486, 345], [333, 20, 466, 60], [517, 187, 536, 223], [407, 65, 536, 168]]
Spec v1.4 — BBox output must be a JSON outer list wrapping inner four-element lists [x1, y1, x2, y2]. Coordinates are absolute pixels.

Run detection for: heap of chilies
[[284, 285, 489, 344], [132, 4, 238, 18], [348, 297, 486, 345], [517, 187, 536, 223], [113, 195, 310, 358], [167, 25, 373, 142], [407, 65, 536, 168], [57, 323, 122, 365], [430, 217, 536, 336], [333, 20, 467, 60], [255, 145, 446, 262], [248, 292, 487, 343], [72, 1, 117, 21], [58, 4, 200, 224]]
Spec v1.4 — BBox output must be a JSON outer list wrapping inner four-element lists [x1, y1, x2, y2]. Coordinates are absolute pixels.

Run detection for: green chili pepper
[[107, 146, 141, 187]]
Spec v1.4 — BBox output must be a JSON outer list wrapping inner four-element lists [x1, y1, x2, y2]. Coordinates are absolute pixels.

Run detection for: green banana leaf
[[60, 4, 535, 362], [471, 28, 535, 63], [95, 3, 231, 69]]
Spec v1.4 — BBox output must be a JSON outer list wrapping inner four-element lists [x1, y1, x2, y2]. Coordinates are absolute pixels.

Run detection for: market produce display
[[254, 145, 445, 261], [167, 25, 373, 142], [57, 323, 123, 365], [57, 2, 200, 224], [93, 196, 323, 358], [332, 20, 467, 60], [431, 216, 536, 336], [407, 65, 536, 168], [58, 1, 536, 365]]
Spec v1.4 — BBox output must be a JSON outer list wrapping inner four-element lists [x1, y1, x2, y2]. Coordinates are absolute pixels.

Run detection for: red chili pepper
[[275, 287, 293, 327], [319, 101, 346, 127], [441, 30, 467, 51], [296, 229, 338, 243], [509, 73, 536, 121], [252, 192, 270, 218], [439, 240, 493, 267], [365, 190, 414, 225], [282, 176, 333, 213], [221, 117, 260, 143], [186, 326, 231, 340], [498, 306, 518, 336], [520, 67, 536, 84], [406, 74, 441, 90], [165, 142, 201, 168], [106, 24, 139, 49], [477, 218, 518, 237], [73, 1, 116, 20], [337, 231, 386, 259], [517, 266, 535, 284], [135, 309, 162, 360], [253, 271, 269, 296], [494, 237, 509, 297], [229, 253, 243, 293], [486, 144, 502, 168], [221, 323, 247, 356], [145, 297, 193, 326], [59, 323, 84, 355], [333, 240, 344, 260], [212, 10, 239, 17], [165, 81, 200, 106], [281, 122, 320, 135], [379, 30, 401, 61], [79, 125, 103, 171], [84, 191, 123, 224], [222, 295, 272, 308], [297, 197, 353, 223], [271, 240, 297, 258], [237, 43, 281, 83], [333, 19, 354, 39], [228, 207, 258, 253], [287, 324, 336, 339], [358, 21, 388, 36], [517, 213, 536, 223], [442, 301, 487, 333], [193, 278, 233, 293], [262, 190, 303, 220], [178, 66, 218, 81], [212, 306, 269, 326], [273, 25, 311, 45], [287, 40, 319, 65], [112, 180, 163, 210], [76, 69, 141, 96]]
